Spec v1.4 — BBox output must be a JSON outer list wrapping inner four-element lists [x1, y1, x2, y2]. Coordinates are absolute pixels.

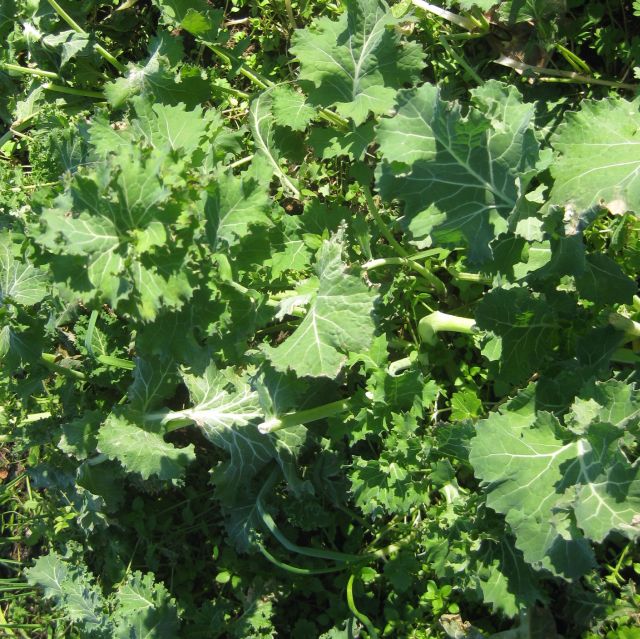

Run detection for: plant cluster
[[1, 0, 639, 637]]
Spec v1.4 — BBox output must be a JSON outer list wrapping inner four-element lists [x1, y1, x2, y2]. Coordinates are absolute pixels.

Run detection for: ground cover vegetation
[[0, 0, 639, 636]]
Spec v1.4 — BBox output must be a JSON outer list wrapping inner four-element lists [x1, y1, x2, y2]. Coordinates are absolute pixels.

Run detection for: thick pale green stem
[[363, 256, 447, 297], [609, 313, 640, 338], [0, 63, 60, 80], [419, 311, 476, 345], [43, 83, 104, 99], [495, 55, 638, 91], [40, 353, 85, 380], [362, 186, 409, 258], [46, 0, 127, 73], [411, 0, 476, 30], [346, 574, 379, 639], [258, 398, 349, 433]]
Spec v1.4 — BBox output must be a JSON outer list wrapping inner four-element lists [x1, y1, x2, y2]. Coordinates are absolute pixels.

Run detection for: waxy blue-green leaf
[[111, 572, 180, 639], [291, 0, 424, 125], [98, 413, 196, 481], [475, 287, 557, 386], [0, 233, 47, 306], [470, 388, 640, 579], [263, 235, 377, 378], [549, 98, 640, 215], [376, 81, 540, 262], [250, 90, 300, 197]]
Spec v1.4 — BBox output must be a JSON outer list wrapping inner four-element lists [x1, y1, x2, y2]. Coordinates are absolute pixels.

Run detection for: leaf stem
[[46, 0, 127, 73], [362, 186, 408, 258], [439, 35, 482, 85], [346, 574, 379, 639], [609, 313, 640, 339], [418, 311, 476, 345], [0, 63, 60, 80], [257, 490, 368, 563], [411, 0, 476, 30], [257, 543, 347, 574], [43, 83, 104, 99], [494, 55, 639, 91], [258, 398, 350, 433], [40, 353, 85, 380], [363, 257, 447, 297]]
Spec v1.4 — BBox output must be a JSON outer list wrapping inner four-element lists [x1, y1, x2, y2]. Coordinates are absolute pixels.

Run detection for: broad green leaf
[[271, 85, 315, 131], [204, 168, 272, 247], [263, 235, 377, 378], [112, 572, 180, 639], [59, 411, 103, 460], [549, 98, 640, 215], [0, 233, 47, 306], [291, 0, 424, 125], [475, 287, 557, 386], [153, 0, 223, 42], [128, 357, 178, 413], [473, 538, 542, 617], [249, 90, 300, 197], [376, 81, 540, 262], [470, 394, 640, 579], [98, 413, 196, 481], [105, 36, 210, 108], [26, 553, 109, 633]]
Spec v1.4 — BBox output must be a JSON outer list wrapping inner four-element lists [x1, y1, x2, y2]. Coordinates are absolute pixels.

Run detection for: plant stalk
[[495, 55, 638, 91], [46, 0, 127, 73], [0, 63, 60, 80], [419, 311, 476, 345], [258, 398, 350, 433], [43, 83, 104, 99]]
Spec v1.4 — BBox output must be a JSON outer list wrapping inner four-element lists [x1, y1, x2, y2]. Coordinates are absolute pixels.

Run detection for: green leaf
[[250, 90, 300, 197], [26, 553, 110, 634], [472, 538, 542, 617], [263, 234, 377, 378], [291, 0, 424, 125], [475, 287, 557, 386], [549, 98, 640, 215], [105, 35, 210, 109], [0, 233, 47, 306], [376, 81, 540, 262], [111, 572, 180, 639], [271, 85, 316, 132], [470, 388, 640, 579], [98, 413, 196, 481], [204, 168, 272, 248]]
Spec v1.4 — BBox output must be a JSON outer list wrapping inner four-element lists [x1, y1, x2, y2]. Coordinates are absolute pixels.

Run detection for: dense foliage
[[1, 0, 639, 637]]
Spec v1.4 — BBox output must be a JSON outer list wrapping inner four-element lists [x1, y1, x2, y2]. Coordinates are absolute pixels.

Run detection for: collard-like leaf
[[249, 90, 300, 197], [475, 287, 557, 386], [549, 98, 640, 215], [291, 0, 424, 125], [98, 413, 196, 481], [112, 572, 180, 639], [204, 168, 272, 248], [26, 553, 110, 634], [376, 81, 540, 262], [263, 235, 377, 378], [0, 233, 47, 306], [470, 386, 640, 579], [271, 85, 315, 131]]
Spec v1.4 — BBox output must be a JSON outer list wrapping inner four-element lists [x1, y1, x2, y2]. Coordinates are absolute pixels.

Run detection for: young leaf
[[470, 390, 640, 579], [262, 235, 377, 378], [549, 98, 640, 215], [291, 0, 424, 125], [376, 81, 540, 262], [98, 413, 196, 481]]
